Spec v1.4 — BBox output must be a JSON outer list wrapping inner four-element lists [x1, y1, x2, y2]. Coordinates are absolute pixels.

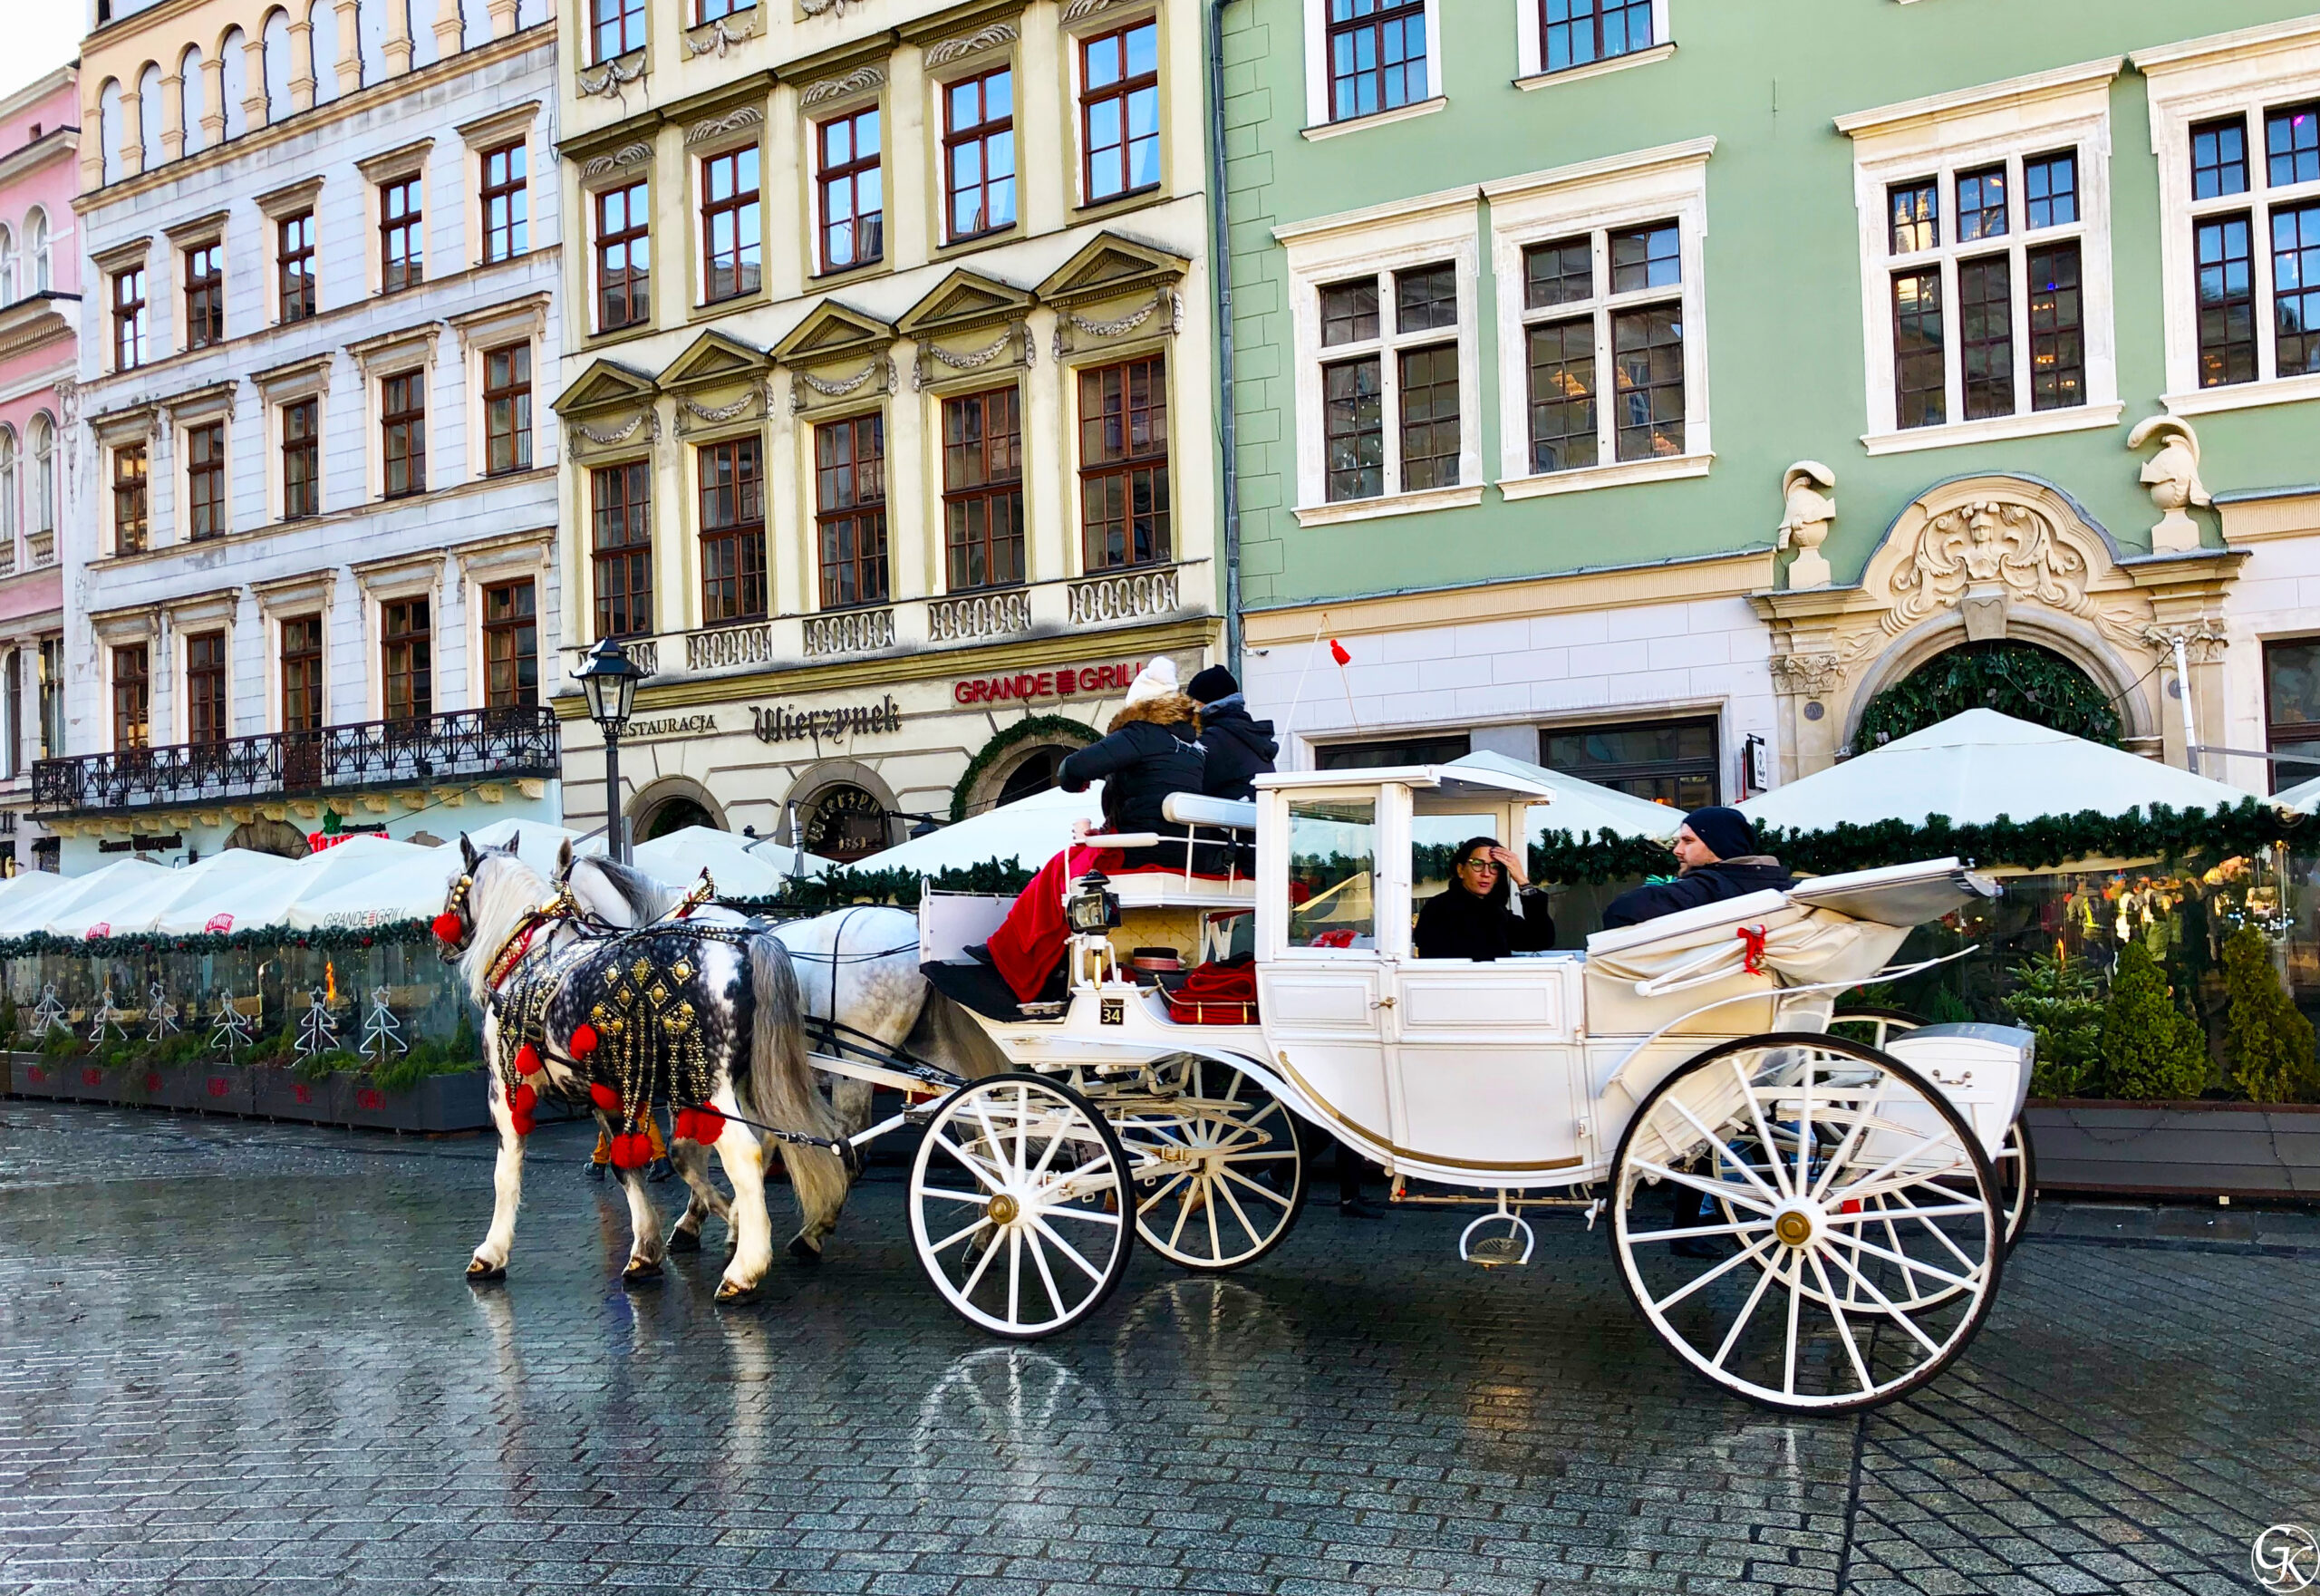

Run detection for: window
[[1315, 263, 1463, 501], [481, 579, 538, 709], [701, 145, 761, 301], [942, 387, 1024, 591], [382, 372, 426, 498], [184, 241, 223, 349], [816, 414, 888, 610], [187, 421, 226, 541], [1314, 731, 1470, 770], [37, 637, 62, 760], [187, 631, 227, 745], [2178, 102, 2320, 390], [1540, 0, 1653, 74], [282, 398, 321, 520], [280, 614, 324, 731], [591, 461, 653, 639], [2264, 638, 2320, 794], [1878, 151, 2089, 430], [278, 210, 315, 322], [483, 344, 532, 475], [111, 644, 150, 751], [380, 176, 423, 294], [24, 210, 48, 295], [1542, 715, 1718, 808], [481, 140, 528, 263], [28, 416, 53, 538], [1081, 21, 1159, 204], [594, 180, 650, 331], [0, 427, 14, 547], [697, 437, 768, 624], [111, 266, 148, 370], [0, 224, 14, 305], [1078, 355, 1170, 570], [1518, 221, 1684, 470], [943, 67, 1016, 242], [382, 596, 432, 723], [591, 0, 643, 63], [112, 442, 149, 555], [817, 107, 883, 273], [1325, 0, 1428, 123], [698, 0, 753, 20]]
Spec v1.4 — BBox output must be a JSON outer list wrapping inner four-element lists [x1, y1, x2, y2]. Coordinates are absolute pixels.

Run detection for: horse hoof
[[622, 1258, 663, 1284], [667, 1228, 701, 1254], [467, 1259, 506, 1281], [714, 1279, 760, 1305], [788, 1235, 823, 1266], [586, 1162, 607, 1183]]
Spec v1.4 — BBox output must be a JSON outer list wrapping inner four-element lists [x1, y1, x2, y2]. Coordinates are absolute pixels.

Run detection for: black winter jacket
[[1195, 695, 1279, 800], [1058, 693, 1208, 852], [1600, 856, 1797, 930], [1413, 884, 1555, 960]]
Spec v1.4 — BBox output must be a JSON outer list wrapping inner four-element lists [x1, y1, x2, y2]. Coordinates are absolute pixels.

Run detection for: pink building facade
[[0, 67, 76, 871]]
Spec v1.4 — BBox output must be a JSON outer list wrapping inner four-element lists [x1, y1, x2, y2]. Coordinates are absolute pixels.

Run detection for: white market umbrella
[[0, 871, 66, 919], [1447, 750, 1687, 840], [132, 848, 306, 937], [630, 826, 797, 898], [2275, 772, 2320, 813], [834, 782, 1106, 876], [459, 815, 598, 864], [12, 858, 176, 940], [1737, 709, 2268, 834], [281, 836, 466, 930]]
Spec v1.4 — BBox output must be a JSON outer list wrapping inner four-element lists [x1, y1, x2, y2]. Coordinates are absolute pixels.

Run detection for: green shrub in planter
[[2099, 943, 2209, 1100], [2220, 926, 2319, 1105], [2006, 953, 2106, 1098]]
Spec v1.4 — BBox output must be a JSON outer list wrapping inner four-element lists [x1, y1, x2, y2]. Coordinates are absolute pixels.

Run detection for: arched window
[[307, 0, 341, 102], [0, 225, 15, 305], [262, 9, 294, 121], [24, 210, 48, 293], [179, 45, 208, 155], [28, 414, 54, 537], [99, 79, 124, 183], [137, 63, 165, 169], [0, 425, 17, 545], [220, 30, 249, 140]]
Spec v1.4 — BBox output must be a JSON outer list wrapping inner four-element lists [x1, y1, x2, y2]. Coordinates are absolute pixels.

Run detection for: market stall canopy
[[459, 816, 599, 863], [835, 782, 1106, 875], [631, 827, 797, 899], [1447, 750, 1688, 839], [283, 837, 467, 930], [134, 849, 306, 937], [2274, 772, 2320, 813], [1736, 709, 2267, 835], [5, 859, 175, 939], [0, 871, 66, 919]]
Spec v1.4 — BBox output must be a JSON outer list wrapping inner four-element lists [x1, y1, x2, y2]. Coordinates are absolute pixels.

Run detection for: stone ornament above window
[[802, 64, 885, 108], [687, 11, 762, 56], [580, 141, 654, 179], [925, 23, 1019, 69], [686, 105, 764, 146]]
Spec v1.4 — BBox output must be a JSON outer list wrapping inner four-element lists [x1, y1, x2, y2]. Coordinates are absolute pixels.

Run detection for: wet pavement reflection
[[0, 1099, 2310, 1594]]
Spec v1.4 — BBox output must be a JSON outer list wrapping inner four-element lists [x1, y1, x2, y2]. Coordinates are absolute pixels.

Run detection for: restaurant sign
[[751, 695, 904, 746], [952, 660, 1146, 706]]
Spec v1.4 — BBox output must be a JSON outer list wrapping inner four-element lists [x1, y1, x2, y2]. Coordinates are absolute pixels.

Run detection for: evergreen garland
[[948, 716, 1100, 823], [1856, 641, 2122, 750], [1760, 798, 2306, 876]]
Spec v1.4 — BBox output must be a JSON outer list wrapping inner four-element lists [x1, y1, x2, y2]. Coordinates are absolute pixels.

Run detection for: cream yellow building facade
[[551, 0, 1220, 859]]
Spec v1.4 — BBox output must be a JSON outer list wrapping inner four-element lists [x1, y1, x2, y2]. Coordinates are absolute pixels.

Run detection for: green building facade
[[1218, 0, 2320, 799]]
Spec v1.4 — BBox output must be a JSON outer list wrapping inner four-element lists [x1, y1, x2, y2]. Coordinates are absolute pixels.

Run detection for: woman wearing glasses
[[1412, 836, 1555, 961]]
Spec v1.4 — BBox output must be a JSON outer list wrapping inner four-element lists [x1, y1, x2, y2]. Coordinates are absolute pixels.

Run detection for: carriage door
[[1253, 791, 1397, 1164], [1387, 803, 1583, 1171]]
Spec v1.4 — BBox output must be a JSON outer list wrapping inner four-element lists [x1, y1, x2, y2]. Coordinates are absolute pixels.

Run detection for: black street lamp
[[573, 637, 645, 864]]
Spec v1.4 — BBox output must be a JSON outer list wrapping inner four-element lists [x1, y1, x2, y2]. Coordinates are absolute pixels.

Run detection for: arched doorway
[[1856, 640, 2122, 750], [640, 797, 718, 841], [995, 744, 1070, 806]]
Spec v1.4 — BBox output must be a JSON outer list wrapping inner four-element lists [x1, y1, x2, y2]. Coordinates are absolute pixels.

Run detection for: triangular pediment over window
[[1035, 232, 1189, 309], [657, 329, 770, 394], [552, 358, 658, 417], [896, 268, 1036, 340], [770, 301, 895, 368]]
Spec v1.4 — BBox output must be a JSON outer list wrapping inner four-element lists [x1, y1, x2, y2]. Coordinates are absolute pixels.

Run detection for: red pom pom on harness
[[569, 1023, 600, 1057], [509, 1110, 535, 1137], [609, 1132, 652, 1169], [431, 912, 465, 944], [588, 1082, 623, 1114], [508, 1083, 536, 1117], [676, 1106, 726, 1146], [515, 1043, 542, 1076]]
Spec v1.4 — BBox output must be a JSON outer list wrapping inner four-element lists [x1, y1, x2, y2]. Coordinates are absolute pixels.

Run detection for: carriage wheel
[[1113, 1057, 1308, 1274], [909, 1073, 1135, 1341], [1830, 1008, 2036, 1253], [1610, 1034, 2004, 1413]]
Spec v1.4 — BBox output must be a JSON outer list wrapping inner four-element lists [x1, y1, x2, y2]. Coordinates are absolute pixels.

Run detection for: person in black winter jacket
[[1058, 680, 1206, 869], [1185, 665, 1279, 800], [1414, 837, 1555, 959], [1600, 807, 1795, 929]]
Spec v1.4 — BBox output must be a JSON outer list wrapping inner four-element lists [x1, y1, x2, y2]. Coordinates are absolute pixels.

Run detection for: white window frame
[[2135, 17, 2320, 417], [1839, 57, 2123, 455], [1514, 0, 1673, 89], [1301, 0, 1445, 137], [1485, 137, 1716, 500], [1277, 186, 1484, 527]]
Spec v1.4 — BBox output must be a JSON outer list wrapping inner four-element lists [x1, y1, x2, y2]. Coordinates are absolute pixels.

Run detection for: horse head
[[434, 834, 547, 977]]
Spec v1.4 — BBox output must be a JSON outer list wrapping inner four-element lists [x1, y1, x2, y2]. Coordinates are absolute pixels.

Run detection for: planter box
[[7, 1051, 489, 1134], [2025, 1099, 2320, 1200], [339, 1069, 491, 1133], [252, 1065, 340, 1124], [150, 1063, 255, 1116], [7, 1055, 78, 1099]]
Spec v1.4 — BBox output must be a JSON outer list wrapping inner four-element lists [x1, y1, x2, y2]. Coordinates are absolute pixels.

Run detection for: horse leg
[[616, 1160, 667, 1282], [828, 1076, 875, 1138], [782, 1138, 851, 1264], [468, 1074, 524, 1280], [667, 1138, 731, 1253], [708, 1088, 775, 1302]]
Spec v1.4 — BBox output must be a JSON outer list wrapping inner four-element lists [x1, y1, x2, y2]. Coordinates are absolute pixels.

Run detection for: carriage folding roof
[[1584, 856, 1999, 957]]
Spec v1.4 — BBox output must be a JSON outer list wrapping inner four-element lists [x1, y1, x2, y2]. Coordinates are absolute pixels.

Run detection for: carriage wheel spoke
[[1632, 1159, 1776, 1215], [1806, 1247, 1875, 1395], [1735, 1059, 1795, 1200], [1005, 1228, 1025, 1325], [1711, 1250, 1785, 1370], [1820, 1201, 1985, 1225], [1822, 1247, 1946, 1356], [1810, 1082, 1885, 1203], [1038, 1204, 1121, 1226], [1027, 1214, 1107, 1284], [1647, 1233, 1764, 1314], [1628, 1218, 1775, 1245], [1212, 1173, 1263, 1252], [934, 1132, 1009, 1190], [921, 1186, 994, 1207], [1666, 1095, 1782, 1206], [1023, 1226, 1068, 1322], [1136, 1170, 1192, 1216], [1831, 1128, 1968, 1202], [1783, 1246, 1803, 1398], [927, 1214, 991, 1255], [1840, 1232, 1977, 1291], [1793, 1057, 1817, 1200], [1204, 1182, 1223, 1261], [1219, 1166, 1296, 1209], [959, 1221, 1003, 1299]]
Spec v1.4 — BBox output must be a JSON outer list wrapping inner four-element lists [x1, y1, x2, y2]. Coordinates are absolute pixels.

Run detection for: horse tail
[[904, 988, 1011, 1082], [746, 933, 850, 1251]]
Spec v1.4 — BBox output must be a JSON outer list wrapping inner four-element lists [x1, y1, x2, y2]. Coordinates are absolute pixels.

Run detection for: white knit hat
[[1122, 657, 1180, 706]]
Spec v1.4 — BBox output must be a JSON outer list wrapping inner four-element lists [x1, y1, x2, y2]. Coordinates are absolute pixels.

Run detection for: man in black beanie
[[1600, 805, 1795, 929], [1185, 664, 1278, 801]]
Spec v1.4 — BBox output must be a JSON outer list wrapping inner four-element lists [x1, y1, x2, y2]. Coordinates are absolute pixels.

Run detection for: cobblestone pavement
[[0, 1100, 2310, 1596]]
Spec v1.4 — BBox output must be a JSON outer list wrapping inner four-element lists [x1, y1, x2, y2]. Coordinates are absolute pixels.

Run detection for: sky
[[0, 13, 81, 107]]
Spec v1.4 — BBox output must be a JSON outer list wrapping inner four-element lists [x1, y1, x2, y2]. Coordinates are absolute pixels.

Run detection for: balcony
[[31, 705, 560, 818]]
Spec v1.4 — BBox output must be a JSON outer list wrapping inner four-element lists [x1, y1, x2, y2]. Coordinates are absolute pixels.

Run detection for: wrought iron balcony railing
[[30, 705, 560, 817]]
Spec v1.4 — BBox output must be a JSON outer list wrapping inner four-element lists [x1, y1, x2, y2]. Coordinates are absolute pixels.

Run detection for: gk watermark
[[2255, 1525, 2320, 1593]]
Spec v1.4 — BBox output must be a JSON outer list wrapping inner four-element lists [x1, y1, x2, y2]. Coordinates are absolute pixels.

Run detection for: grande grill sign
[[952, 661, 1145, 706]]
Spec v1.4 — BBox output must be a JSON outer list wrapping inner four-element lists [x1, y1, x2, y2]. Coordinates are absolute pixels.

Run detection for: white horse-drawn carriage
[[807, 761, 2033, 1413]]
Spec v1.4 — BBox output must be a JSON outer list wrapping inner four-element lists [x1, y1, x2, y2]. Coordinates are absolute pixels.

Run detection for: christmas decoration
[[31, 983, 68, 1038], [2219, 926, 2320, 1105], [1856, 641, 2122, 750], [2098, 943, 2209, 1100], [2002, 953, 2105, 1098], [209, 992, 256, 1056], [358, 986, 407, 1069], [88, 987, 127, 1044], [294, 988, 341, 1060], [144, 982, 179, 1042]]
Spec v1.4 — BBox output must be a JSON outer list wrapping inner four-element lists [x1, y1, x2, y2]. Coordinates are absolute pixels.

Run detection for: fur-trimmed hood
[[1107, 692, 1202, 733]]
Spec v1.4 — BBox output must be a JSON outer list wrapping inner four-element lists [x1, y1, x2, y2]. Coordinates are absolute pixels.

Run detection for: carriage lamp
[[1068, 871, 1121, 935], [573, 637, 646, 865]]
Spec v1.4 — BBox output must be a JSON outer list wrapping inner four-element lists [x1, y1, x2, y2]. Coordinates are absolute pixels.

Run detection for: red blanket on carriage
[[984, 845, 1238, 1002]]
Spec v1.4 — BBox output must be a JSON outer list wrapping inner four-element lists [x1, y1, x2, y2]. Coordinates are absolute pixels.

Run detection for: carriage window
[[1286, 797, 1375, 949], [1410, 812, 1495, 917]]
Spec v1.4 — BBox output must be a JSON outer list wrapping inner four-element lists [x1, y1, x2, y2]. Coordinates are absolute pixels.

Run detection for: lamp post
[[573, 637, 644, 865]]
